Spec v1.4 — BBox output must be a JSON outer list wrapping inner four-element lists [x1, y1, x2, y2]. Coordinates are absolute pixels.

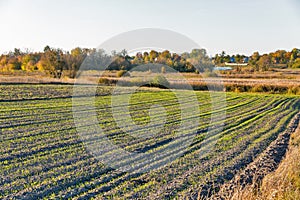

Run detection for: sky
[[0, 0, 299, 56]]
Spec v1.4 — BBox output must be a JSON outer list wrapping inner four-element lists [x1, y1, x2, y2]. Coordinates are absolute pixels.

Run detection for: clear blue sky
[[0, 0, 299, 56]]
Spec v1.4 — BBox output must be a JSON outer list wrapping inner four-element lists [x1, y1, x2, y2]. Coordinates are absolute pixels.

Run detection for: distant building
[[225, 62, 248, 66], [230, 57, 235, 63]]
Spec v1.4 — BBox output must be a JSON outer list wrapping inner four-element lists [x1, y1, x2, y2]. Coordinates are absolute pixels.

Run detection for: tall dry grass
[[230, 123, 300, 200]]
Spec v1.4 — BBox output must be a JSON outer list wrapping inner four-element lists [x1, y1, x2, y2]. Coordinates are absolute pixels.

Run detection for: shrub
[[288, 86, 300, 95], [116, 70, 130, 77], [251, 85, 264, 93], [291, 58, 300, 68], [98, 78, 116, 85], [149, 75, 170, 88], [130, 78, 145, 86], [202, 69, 218, 78]]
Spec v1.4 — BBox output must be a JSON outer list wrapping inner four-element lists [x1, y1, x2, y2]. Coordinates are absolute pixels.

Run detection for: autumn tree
[[149, 50, 158, 62], [7, 57, 22, 71], [38, 46, 65, 78], [63, 47, 87, 78]]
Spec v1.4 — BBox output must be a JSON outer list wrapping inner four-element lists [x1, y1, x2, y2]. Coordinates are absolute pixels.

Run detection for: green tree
[[257, 54, 271, 71], [291, 58, 300, 68], [249, 51, 260, 69], [290, 48, 300, 62]]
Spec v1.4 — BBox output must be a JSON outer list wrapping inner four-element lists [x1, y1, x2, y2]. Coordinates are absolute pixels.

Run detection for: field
[[1, 69, 300, 95], [1, 84, 300, 199]]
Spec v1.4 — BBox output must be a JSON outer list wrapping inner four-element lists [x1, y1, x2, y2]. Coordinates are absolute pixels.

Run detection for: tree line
[[0, 46, 299, 78], [0, 47, 214, 78], [213, 48, 300, 71]]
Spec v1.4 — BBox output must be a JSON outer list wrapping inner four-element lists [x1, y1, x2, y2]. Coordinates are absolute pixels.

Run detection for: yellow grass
[[231, 122, 300, 200]]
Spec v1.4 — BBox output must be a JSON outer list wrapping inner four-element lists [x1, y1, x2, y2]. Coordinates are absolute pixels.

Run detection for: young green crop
[[0, 85, 299, 199]]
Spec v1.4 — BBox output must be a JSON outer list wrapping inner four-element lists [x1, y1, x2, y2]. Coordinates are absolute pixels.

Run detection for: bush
[[149, 75, 170, 88], [7, 63, 22, 71], [130, 78, 145, 86], [291, 59, 300, 68], [288, 86, 300, 95], [98, 78, 116, 85], [202, 69, 218, 77], [251, 85, 264, 93], [116, 70, 130, 77]]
